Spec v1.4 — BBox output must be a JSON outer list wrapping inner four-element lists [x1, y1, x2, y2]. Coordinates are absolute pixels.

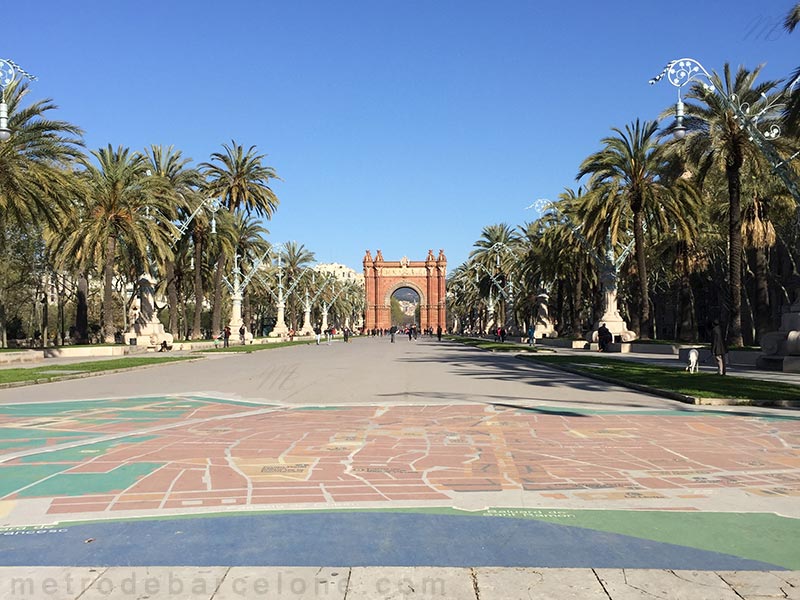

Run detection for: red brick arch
[[363, 249, 447, 332]]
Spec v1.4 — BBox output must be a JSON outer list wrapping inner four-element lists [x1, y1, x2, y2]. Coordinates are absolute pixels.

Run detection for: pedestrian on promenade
[[597, 323, 612, 352], [712, 319, 727, 375], [528, 325, 535, 346], [239, 324, 246, 345], [223, 325, 231, 348], [436, 325, 442, 341], [314, 325, 321, 345], [343, 328, 350, 343], [390, 325, 397, 343], [500, 327, 506, 343]]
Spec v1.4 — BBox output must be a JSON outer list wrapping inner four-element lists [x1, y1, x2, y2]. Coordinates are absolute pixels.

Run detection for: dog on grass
[[686, 348, 700, 373]]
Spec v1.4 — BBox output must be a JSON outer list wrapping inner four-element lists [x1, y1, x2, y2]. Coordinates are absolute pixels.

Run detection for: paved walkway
[[0, 337, 797, 597], [1, 566, 797, 598]]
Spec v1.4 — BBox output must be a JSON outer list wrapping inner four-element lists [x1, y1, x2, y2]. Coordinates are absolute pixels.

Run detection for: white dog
[[686, 348, 700, 373]]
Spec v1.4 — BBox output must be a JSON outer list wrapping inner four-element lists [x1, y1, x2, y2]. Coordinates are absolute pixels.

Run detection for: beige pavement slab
[[595, 569, 744, 599], [214, 567, 347, 599], [346, 566, 475, 599], [0, 566, 105, 599], [2, 567, 799, 599], [77, 566, 228, 599], [475, 567, 609, 599], [716, 570, 800, 599]]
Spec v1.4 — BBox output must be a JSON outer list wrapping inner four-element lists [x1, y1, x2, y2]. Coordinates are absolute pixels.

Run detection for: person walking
[[528, 325, 535, 347], [711, 319, 727, 375], [239, 324, 246, 345], [223, 325, 231, 348], [390, 325, 397, 343], [314, 325, 321, 345], [436, 324, 442, 341]]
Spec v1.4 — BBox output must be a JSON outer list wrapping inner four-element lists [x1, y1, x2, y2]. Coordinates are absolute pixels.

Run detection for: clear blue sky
[[6, 0, 797, 274]]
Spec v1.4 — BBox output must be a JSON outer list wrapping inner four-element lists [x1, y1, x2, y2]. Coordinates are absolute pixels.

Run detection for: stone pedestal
[[587, 268, 636, 343], [269, 300, 289, 337], [228, 292, 253, 344], [300, 298, 314, 336], [533, 292, 558, 339], [123, 273, 173, 349], [757, 300, 800, 372]]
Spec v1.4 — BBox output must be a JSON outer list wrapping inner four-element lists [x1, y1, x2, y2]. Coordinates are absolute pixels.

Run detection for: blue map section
[[0, 513, 783, 570]]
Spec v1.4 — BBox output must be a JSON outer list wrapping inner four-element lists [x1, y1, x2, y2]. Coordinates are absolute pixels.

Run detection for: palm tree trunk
[[212, 253, 225, 338], [192, 235, 203, 340], [633, 208, 651, 339], [102, 237, 117, 343], [754, 246, 770, 344], [76, 272, 89, 343], [677, 242, 695, 341], [726, 161, 744, 347], [243, 291, 251, 334], [572, 263, 583, 335], [166, 260, 178, 337]]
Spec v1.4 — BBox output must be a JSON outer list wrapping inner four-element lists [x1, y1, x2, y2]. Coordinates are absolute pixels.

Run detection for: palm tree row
[[450, 11, 800, 347], [0, 77, 365, 346]]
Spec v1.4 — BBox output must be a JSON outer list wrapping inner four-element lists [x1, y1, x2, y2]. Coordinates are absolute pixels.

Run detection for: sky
[[4, 0, 798, 275]]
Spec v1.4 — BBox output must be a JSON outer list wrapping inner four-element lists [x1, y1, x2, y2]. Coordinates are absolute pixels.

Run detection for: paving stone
[[717, 570, 800, 599], [595, 569, 742, 599], [78, 566, 227, 600], [214, 567, 347, 599], [0, 566, 105, 600], [346, 566, 474, 599], [475, 567, 608, 599]]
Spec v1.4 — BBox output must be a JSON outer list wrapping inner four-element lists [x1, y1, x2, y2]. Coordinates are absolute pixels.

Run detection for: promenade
[[0, 336, 797, 598]]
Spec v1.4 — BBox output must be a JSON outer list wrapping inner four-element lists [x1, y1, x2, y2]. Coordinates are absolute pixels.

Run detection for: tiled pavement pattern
[[0, 398, 798, 524], [1, 566, 798, 599]]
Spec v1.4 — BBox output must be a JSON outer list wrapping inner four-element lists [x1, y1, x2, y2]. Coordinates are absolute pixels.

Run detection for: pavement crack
[[715, 573, 747, 599], [209, 567, 230, 599], [591, 569, 613, 600], [471, 567, 481, 600]]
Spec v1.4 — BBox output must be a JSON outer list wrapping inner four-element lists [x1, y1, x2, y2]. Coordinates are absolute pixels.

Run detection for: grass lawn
[[522, 354, 800, 402], [447, 336, 538, 353], [0, 356, 196, 386], [200, 339, 318, 353]]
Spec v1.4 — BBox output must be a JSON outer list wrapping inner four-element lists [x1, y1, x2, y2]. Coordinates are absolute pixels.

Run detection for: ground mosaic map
[[0, 395, 799, 568]]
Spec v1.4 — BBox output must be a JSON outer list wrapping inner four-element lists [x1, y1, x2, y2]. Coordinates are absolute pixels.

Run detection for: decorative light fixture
[[0, 58, 37, 142]]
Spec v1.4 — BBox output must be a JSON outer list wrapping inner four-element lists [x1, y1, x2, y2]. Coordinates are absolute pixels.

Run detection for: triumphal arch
[[363, 249, 447, 332]]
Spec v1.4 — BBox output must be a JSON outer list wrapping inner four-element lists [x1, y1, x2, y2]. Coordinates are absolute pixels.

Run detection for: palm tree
[[232, 212, 270, 330], [0, 80, 84, 346], [60, 145, 174, 342], [785, 3, 800, 131], [577, 119, 697, 338], [200, 140, 280, 336], [144, 145, 201, 336], [681, 63, 783, 346], [534, 189, 598, 336], [469, 223, 521, 330], [278, 241, 315, 330]]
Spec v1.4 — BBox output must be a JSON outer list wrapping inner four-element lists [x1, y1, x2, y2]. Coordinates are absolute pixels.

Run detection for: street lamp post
[[651, 58, 800, 371], [0, 59, 37, 142], [223, 250, 269, 344]]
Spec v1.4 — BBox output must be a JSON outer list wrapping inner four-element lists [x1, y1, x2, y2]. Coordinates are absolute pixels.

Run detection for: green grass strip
[[522, 354, 800, 401], [447, 335, 538, 353], [201, 339, 319, 353], [0, 356, 195, 385]]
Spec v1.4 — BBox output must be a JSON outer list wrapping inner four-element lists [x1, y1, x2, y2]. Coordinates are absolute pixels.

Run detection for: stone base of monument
[[587, 316, 637, 343], [757, 304, 800, 373], [123, 321, 174, 350]]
